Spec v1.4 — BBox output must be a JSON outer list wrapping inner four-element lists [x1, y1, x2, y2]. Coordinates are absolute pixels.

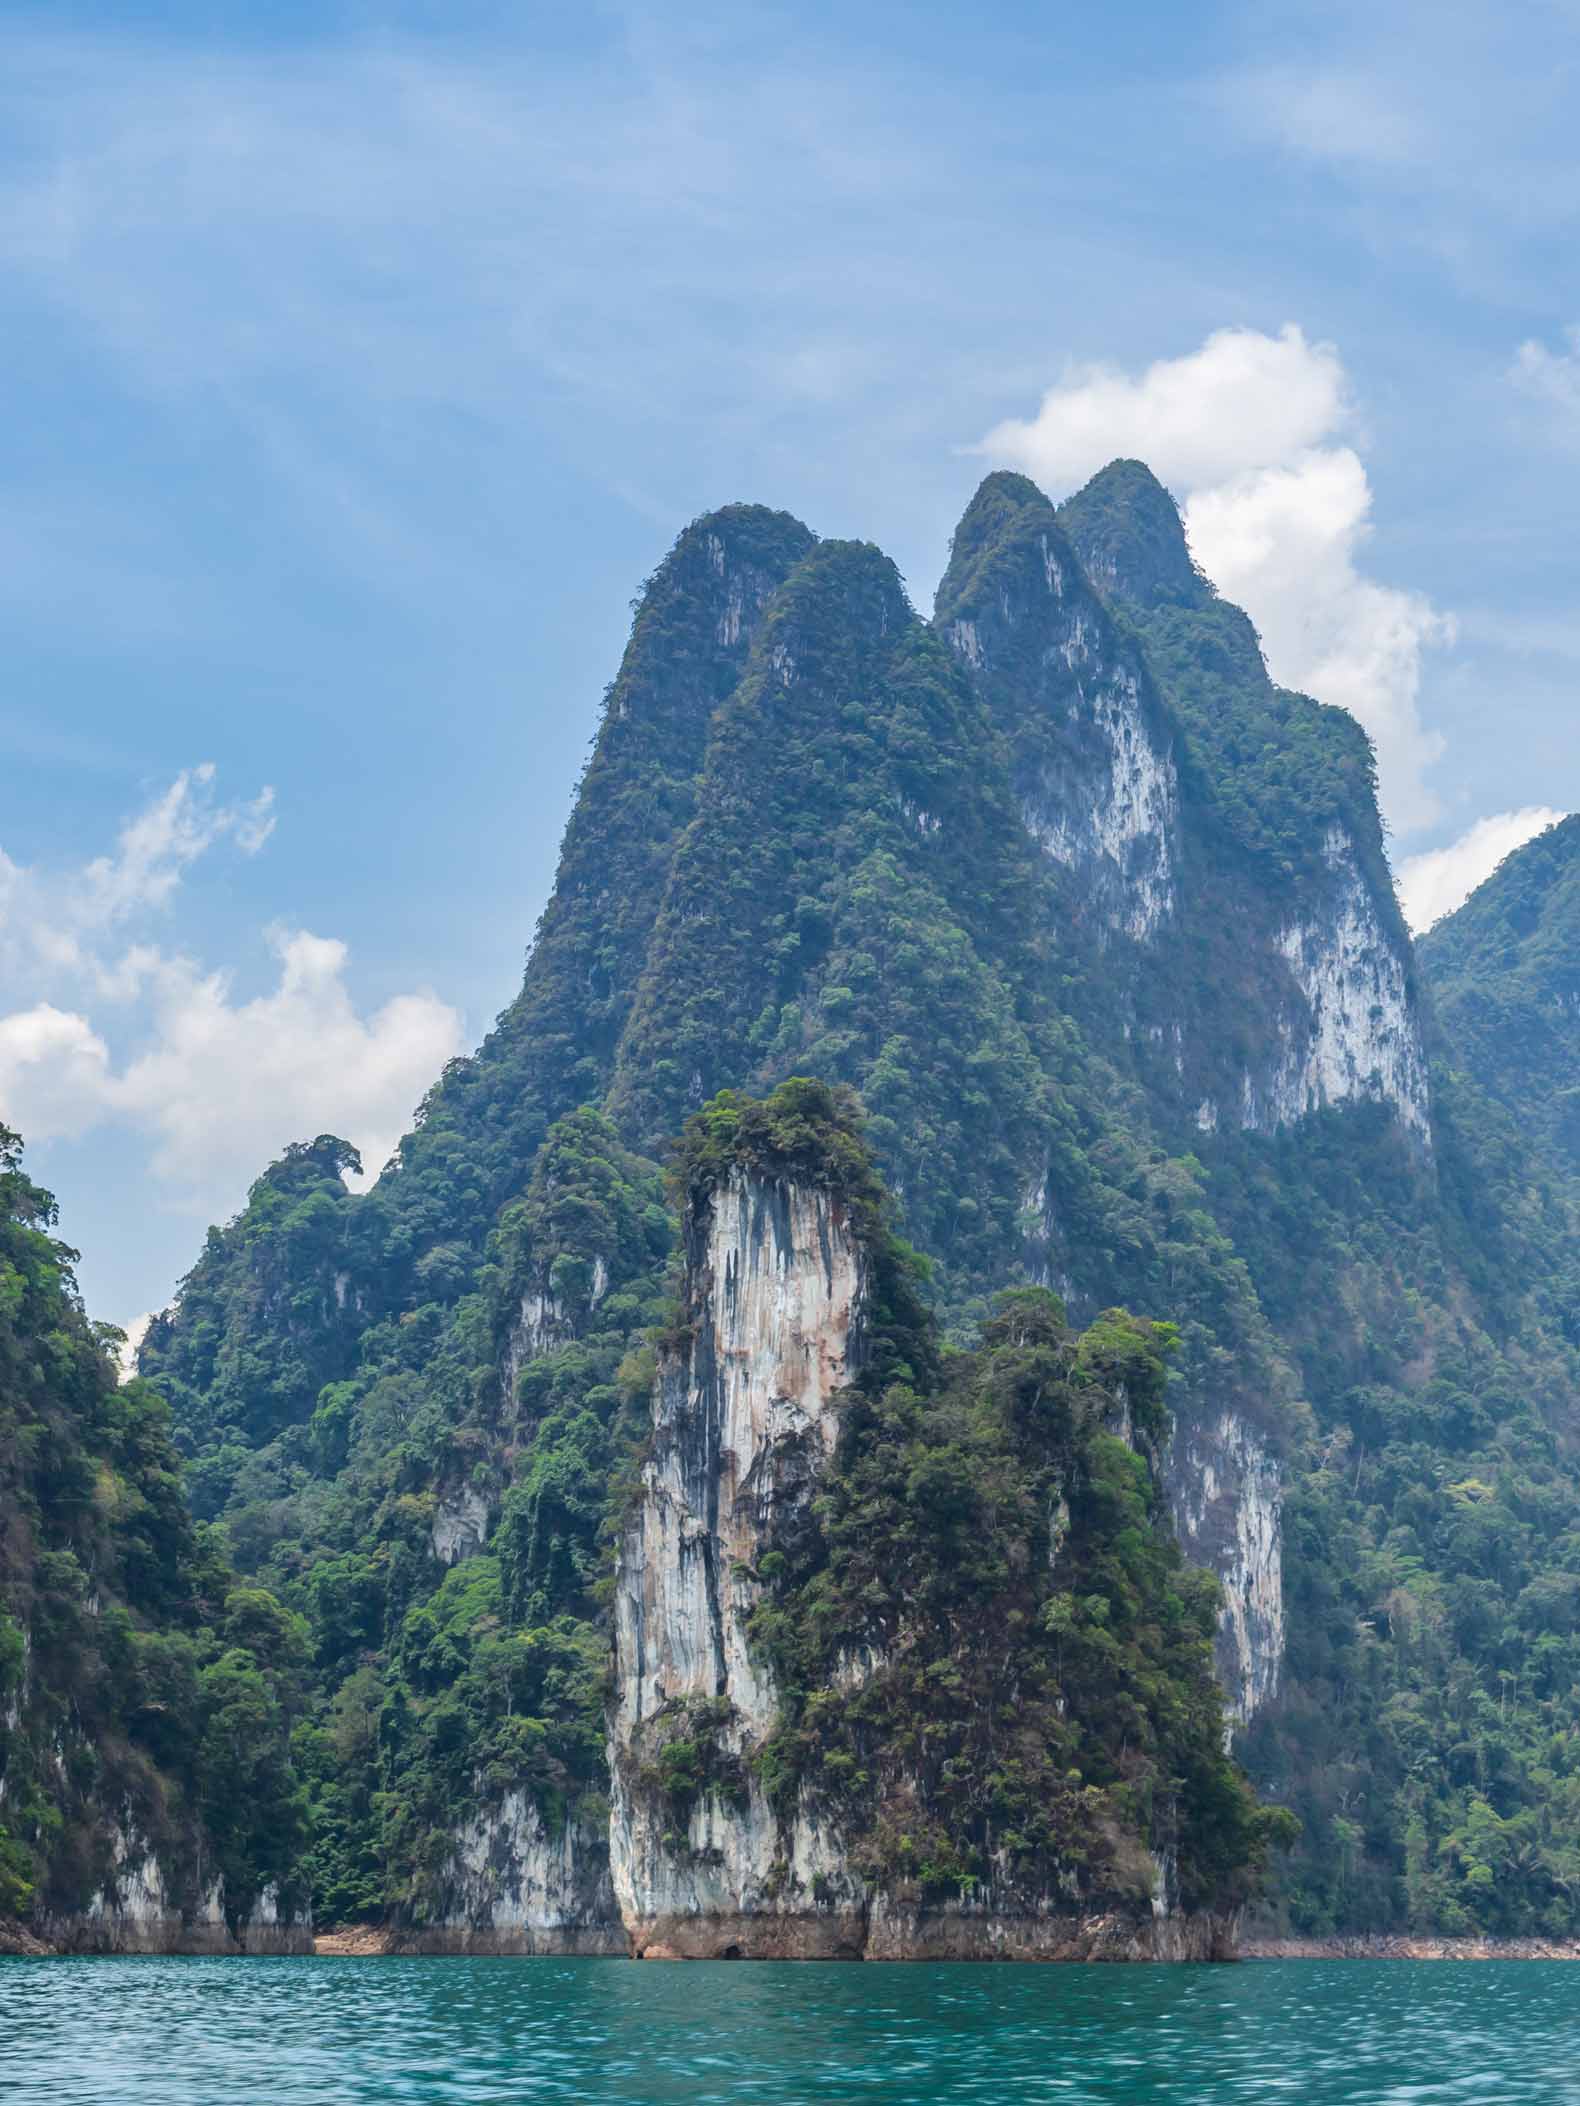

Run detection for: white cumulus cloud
[[975, 324, 1454, 834], [0, 772, 463, 1233], [114, 930, 462, 1197], [977, 323, 1351, 493], [1186, 449, 1452, 835], [1395, 807, 1566, 933], [115, 1312, 154, 1386], [0, 1004, 112, 1141]]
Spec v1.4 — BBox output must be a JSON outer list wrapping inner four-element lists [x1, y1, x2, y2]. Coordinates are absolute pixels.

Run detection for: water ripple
[[4, 1958, 1580, 2105]]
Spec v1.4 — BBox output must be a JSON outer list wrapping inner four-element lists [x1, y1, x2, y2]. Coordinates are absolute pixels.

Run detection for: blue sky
[[2, 0, 1579, 1325]]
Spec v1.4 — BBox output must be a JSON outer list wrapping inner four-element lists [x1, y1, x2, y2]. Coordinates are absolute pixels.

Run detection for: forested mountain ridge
[[120, 460, 1580, 1951], [1419, 813, 1580, 1175], [140, 505, 816, 1483], [1047, 475, 1580, 1937]]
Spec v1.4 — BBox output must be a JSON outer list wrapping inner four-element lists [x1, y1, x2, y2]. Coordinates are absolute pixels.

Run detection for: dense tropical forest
[[670, 1080, 1290, 1919], [8, 458, 1580, 1949], [0, 1126, 305, 1939]]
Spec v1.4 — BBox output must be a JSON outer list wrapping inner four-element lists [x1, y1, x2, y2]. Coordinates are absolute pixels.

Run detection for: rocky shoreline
[[11, 1916, 1580, 1959], [1242, 1935, 1580, 1961]]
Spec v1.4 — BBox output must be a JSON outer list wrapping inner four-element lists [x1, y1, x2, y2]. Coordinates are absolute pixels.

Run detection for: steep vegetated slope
[[142, 504, 816, 1479], [0, 1127, 309, 1952], [136, 462, 1580, 1948], [1419, 813, 1580, 1177], [610, 1080, 1285, 1959], [1047, 469, 1580, 1939]]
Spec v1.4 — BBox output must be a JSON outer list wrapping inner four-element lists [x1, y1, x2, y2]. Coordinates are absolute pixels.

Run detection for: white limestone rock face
[[45, 1826, 310, 1954], [1249, 827, 1430, 1141], [945, 537, 1179, 944], [1022, 659, 1178, 944], [609, 1166, 871, 1957], [79, 1829, 184, 1953], [396, 1793, 622, 1955], [502, 1260, 610, 1406], [606, 1162, 1221, 1960], [431, 1484, 491, 1567], [1166, 1411, 1284, 1724]]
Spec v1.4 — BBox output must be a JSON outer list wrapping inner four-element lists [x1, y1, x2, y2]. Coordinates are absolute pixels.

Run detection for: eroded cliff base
[[387, 1924, 626, 1956], [3, 1915, 313, 1956], [617, 1894, 1236, 1962]]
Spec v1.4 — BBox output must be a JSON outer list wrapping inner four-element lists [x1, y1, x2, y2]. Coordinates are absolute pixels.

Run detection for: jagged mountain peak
[[935, 471, 1084, 629], [749, 536, 918, 672], [347, 499, 821, 1265], [1057, 457, 1209, 613], [940, 470, 1054, 582], [665, 498, 817, 566], [621, 502, 817, 700]]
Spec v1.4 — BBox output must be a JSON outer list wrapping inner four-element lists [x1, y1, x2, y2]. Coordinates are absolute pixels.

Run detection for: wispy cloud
[[0, 773, 463, 1256], [1511, 326, 1580, 432], [0, 30, 941, 422], [0, 763, 273, 988], [1205, 2, 1580, 307], [0, 25, 969, 616], [1217, 64, 1429, 169]]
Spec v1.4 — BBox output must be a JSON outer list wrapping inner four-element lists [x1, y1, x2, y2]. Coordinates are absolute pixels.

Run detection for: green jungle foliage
[[140, 1136, 375, 1511], [158, 1107, 672, 1927], [1419, 813, 1580, 1172], [683, 1085, 1293, 1910], [0, 1127, 305, 1931], [1199, 1099, 1580, 1936], [131, 462, 1580, 1941], [754, 1317, 1288, 1911], [628, 1081, 1288, 1914], [1029, 467, 1580, 1937]]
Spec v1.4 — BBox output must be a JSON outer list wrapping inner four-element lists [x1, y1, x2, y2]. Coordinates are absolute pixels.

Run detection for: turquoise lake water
[[4, 1956, 1580, 2104]]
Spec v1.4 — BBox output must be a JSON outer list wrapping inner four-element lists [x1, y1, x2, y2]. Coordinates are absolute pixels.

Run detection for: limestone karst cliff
[[609, 1158, 872, 1957], [390, 1797, 620, 1956], [354, 1085, 1273, 1959], [606, 1083, 1263, 1958], [120, 459, 1580, 1951], [939, 466, 1429, 1147]]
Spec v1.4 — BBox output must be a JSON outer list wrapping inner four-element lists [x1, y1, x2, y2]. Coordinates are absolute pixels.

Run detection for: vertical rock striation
[[936, 474, 1179, 946], [1052, 459, 1429, 1149], [38, 1827, 311, 1955], [605, 1127, 1245, 1960], [393, 1797, 621, 1955], [610, 1167, 870, 1956], [1257, 827, 1430, 1140], [1166, 1411, 1284, 1723]]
